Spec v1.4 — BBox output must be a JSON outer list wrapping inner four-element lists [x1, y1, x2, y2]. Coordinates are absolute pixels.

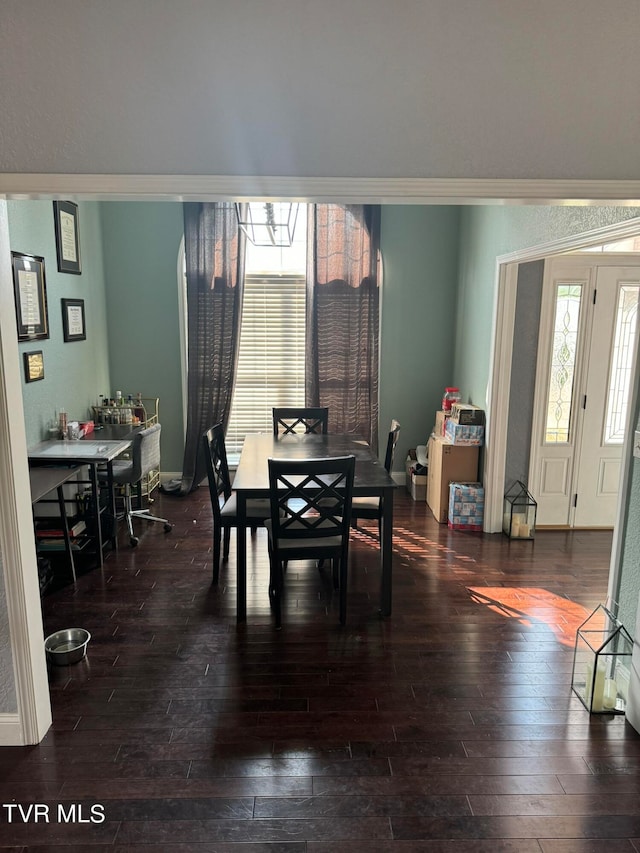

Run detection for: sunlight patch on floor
[[467, 586, 593, 647]]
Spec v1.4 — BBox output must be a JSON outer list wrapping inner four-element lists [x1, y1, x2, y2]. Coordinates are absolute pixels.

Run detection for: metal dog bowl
[[44, 628, 91, 666]]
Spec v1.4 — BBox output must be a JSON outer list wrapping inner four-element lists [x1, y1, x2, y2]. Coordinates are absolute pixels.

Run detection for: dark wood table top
[[233, 433, 397, 495]]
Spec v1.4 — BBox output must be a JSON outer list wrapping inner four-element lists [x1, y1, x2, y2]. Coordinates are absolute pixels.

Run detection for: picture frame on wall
[[24, 350, 45, 383], [11, 251, 49, 342], [53, 200, 82, 274], [61, 298, 86, 342]]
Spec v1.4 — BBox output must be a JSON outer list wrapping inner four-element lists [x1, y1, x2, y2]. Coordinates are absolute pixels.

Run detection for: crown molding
[[2, 174, 640, 204]]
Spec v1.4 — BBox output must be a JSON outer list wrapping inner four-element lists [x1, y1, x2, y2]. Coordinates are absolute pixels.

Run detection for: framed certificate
[[12, 252, 49, 342], [61, 298, 86, 342], [53, 200, 82, 274]]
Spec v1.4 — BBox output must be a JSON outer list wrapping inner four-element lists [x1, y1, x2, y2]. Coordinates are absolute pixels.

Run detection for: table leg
[[380, 487, 393, 618], [106, 461, 118, 551], [88, 463, 104, 568], [56, 485, 76, 582], [236, 493, 247, 623]]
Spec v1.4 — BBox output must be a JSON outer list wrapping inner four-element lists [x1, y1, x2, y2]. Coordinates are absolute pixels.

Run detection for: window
[[604, 283, 639, 445], [544, 282, 582, 444], [225, 206, 307, 458]]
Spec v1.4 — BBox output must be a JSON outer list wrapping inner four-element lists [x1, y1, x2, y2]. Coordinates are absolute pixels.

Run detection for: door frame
[[2, 177, 640, 745], [485, 217, 640, 607]]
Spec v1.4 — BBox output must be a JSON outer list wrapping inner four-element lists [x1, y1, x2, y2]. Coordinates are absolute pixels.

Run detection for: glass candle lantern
[[503, 480, 537, 539], [571, 603, 633, 715]]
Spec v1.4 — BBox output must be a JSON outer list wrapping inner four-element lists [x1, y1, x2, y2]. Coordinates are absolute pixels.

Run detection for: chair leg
[[223, 527, 231, 560], [269, 559, 284, 630], [339, 558, 348, 625], [212, 528, 221, 584]]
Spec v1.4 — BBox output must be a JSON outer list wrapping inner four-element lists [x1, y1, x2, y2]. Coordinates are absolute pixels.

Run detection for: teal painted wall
[[454, 206, 640, 405], [100, 202, 185, 473], [379, 206, 460, 467], [8, 200, 110, 447]]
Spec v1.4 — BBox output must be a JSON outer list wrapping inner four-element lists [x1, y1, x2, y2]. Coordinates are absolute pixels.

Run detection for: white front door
[[529, 257, 640, 528]]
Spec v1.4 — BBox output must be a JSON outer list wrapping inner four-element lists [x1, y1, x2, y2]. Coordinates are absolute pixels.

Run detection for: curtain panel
[[176, 202, 246, 493], [306, 204, 381, 452]]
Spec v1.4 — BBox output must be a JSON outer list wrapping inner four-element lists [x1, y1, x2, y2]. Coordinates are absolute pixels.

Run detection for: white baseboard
[[0, 714, 24, 746], [160, 471, 182, 484]]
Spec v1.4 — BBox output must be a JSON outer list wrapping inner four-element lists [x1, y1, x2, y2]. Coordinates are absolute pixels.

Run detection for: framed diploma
[[61, 298, 86, 342], [12, 252, 49, 342], [53, 200, 82, 274]]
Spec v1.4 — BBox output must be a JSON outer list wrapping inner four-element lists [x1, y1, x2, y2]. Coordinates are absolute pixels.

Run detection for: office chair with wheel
[[272, 407, 329, 436], [266, 454, 355, 628], [106, 422, 172, 547], [202, 424, 272, 583], [351, 419, 400, 538]]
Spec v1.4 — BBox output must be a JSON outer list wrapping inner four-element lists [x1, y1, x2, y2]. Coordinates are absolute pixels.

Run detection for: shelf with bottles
[[92, 394, 159, 429]]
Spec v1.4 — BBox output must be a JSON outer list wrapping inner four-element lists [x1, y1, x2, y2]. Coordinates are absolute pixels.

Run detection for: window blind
[[226, 273, 306, 456]]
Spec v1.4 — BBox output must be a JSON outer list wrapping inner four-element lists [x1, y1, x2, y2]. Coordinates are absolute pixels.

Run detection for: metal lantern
[[503, 480, 537, 539], [571, 603, 633, 714]]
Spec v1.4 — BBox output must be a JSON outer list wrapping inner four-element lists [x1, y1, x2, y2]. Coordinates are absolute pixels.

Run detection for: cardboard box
[[444, 419, 484, 446], [448, 481, 484, 531], [406, 450, 427, 501], [434, 410, 450, 438], [410, 472, 427, 501], [426, 437, 479, 523], [450, 403, 485, 426]]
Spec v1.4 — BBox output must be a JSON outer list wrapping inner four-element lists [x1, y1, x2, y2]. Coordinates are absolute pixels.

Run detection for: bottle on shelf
[[133, 392, 146, 425], [58, 408, 67, 439], [441, 387, 461, 413]]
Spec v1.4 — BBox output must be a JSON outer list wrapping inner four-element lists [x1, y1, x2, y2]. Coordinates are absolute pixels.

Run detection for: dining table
[[232, 433, 398, 623]]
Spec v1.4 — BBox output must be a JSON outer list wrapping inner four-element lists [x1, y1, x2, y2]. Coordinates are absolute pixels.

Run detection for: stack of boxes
[[405, 446, 428, 501], [427, 402, 485, 529]]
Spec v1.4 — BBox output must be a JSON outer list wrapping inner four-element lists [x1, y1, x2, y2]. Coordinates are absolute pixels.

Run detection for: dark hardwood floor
[[2, 488, 640, 851]]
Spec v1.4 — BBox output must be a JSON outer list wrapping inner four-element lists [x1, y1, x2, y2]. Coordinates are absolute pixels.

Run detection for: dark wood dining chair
[[272, 407, 329, 436], [202, 424, 271, 583], [266, 455, 355, 628], [351, 419, 400, 538]]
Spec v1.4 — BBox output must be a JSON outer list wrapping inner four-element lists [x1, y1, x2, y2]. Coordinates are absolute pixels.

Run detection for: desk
[[28, 439, 132, 567], [29, 465, 80, 582], [233, 433, 397, 623]]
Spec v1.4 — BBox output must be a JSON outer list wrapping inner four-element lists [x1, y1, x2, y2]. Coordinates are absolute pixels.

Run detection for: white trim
[[608, 294, 640, 609], [484, 263, 518, 532], [0, 714, 23, 746], [497, 219, 640, 265], [3, 175, 640, 204], [0, 201, 52, 745]]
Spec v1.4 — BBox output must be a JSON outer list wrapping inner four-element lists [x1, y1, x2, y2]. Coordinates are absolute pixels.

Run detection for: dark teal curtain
[[172, 202, 246, 494], [305, 204, 381, 452]]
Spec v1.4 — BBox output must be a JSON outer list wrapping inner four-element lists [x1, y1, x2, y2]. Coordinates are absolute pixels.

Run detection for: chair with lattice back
[[266, 455, 355, 628], [202, 424, 271, 583], [272, 407, 329, 436], [351, 419, 400, 538]]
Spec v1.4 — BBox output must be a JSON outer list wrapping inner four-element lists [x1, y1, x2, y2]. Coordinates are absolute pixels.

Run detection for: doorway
[[529, 256, 640, 527]]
